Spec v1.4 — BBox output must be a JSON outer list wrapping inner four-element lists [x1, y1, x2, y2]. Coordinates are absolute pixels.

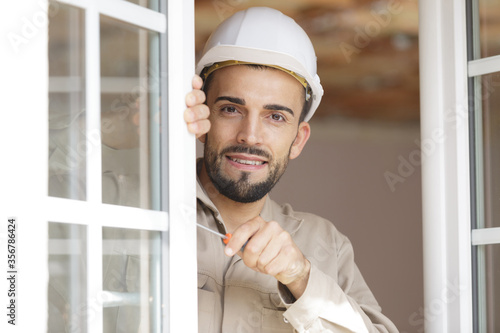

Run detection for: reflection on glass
[[48, 222, 87, 333], [478, 0, 500, 58], [100, 15, 161, 210], [478, 74, 500, 228], [123, 0, 159, 11], [48, 3, 86, 200], [102, 227, 161, 332], [476, 244, 500, 332]]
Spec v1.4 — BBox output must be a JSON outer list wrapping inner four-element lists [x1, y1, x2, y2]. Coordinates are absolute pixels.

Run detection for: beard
[[203, 138, 291, 203]]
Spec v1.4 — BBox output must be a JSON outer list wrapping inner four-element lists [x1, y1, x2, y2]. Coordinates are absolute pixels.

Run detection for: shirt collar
[[260, 193, 303, 236]]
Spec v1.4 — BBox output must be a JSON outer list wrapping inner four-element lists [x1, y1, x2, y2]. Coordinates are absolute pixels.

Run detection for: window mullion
[[468, 55, 500, 77], [85, 4, 103, 333], [85, 2, 102, 204], [472, 228, 500, 246]]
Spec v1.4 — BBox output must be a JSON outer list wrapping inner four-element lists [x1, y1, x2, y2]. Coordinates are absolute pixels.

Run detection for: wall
[[270, 118, 424, 333]]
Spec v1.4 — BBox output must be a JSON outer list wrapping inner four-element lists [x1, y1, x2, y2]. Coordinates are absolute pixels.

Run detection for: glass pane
[[102, 227, 161, 332], [123, 0, 159, 11], [48, 3, 86, 200], [477, 73, 500, 228], [476, 244, 500, 332], [100, 15, 161, 210], [48, 222, 87, 333], [478, 0, 500, 57]]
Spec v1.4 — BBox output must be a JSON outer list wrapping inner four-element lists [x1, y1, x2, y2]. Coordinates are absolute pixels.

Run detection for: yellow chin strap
[[201, 60, 311, 101]]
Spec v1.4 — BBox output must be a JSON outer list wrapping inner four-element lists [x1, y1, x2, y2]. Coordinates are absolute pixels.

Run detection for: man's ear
[[289, 121, 311, 160]]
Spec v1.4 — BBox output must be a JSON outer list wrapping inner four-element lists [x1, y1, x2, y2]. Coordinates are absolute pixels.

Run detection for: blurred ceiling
[[195, 0, 420, 123]]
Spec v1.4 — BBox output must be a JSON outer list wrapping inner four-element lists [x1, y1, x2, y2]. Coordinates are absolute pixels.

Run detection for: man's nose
[[236, 114, 263, 146]]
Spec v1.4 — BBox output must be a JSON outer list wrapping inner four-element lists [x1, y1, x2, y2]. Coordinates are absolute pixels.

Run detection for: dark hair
[[202, 64, 311, 123]]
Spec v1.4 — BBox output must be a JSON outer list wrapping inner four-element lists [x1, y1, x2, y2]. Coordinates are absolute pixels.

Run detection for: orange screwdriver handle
[[223, 233, 247, 252]]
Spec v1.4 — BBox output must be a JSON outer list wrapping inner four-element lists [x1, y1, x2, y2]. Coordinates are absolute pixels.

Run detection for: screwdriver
[[196, 223, 247, 250], [196, 223, 232, 244]]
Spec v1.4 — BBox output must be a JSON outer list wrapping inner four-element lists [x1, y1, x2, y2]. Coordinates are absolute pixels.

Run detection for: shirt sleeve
[[278, 238, 398, 333]]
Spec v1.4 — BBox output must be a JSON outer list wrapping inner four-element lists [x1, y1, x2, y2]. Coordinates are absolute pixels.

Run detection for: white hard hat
[[196, 7, 323, 122]]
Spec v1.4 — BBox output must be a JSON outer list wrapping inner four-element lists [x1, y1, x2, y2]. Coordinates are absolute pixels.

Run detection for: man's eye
[[221, 106, 237, 113], [270, 113, 285, 121]]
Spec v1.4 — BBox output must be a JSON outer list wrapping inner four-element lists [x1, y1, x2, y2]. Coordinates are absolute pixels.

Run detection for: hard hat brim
[[196, 45, 323, 122]]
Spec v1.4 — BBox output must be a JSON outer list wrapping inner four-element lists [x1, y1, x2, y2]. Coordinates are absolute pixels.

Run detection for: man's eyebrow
[[214, 97, 295, 117], [215, 96, 245, 105], [264, 104, 295, 117]]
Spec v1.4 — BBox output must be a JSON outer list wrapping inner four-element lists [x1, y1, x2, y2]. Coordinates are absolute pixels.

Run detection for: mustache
[[220, 145, 272, 161]]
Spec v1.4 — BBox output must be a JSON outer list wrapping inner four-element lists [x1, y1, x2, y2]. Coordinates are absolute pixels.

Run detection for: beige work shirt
[[197, 179, 398, 333]]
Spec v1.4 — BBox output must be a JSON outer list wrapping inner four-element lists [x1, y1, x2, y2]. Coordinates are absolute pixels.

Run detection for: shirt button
[[283, 317, 289, 324]]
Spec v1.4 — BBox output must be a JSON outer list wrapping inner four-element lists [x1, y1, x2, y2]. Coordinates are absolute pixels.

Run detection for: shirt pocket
[[262, 307, 294, 333], [198, 274, 216, 333]]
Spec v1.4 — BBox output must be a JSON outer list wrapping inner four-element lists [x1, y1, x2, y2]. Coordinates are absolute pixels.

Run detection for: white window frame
[[420, 0, 500, 332], [0, 0, 197, 331], [165, 0, 198, 332], [419, 0, 473, 332], [1, 1, 50, 330]]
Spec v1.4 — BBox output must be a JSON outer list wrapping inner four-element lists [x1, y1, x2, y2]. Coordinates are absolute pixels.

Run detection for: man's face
[[202, 65, 310, 203]]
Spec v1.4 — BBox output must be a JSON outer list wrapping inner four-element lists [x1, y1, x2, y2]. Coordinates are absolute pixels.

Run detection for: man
[[185, 7, 398, 332]]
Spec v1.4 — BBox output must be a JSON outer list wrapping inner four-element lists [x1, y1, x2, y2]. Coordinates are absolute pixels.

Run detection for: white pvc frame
[[1, 0, 197, 331], [1, 1, 50, 331], [421, 0, 500, 332], [165, 0, 198, 332], [419, 0, 473, 332]]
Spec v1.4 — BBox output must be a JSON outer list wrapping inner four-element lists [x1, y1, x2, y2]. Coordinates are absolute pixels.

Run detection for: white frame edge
[[166, 0, 198, 332], [0, 0, 49, 331], [419, 0, 473, 332]]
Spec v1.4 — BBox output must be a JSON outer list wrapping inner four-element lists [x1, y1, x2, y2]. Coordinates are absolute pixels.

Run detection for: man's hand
[[184, 75, 210, 139], [224, 216, 311, 299]]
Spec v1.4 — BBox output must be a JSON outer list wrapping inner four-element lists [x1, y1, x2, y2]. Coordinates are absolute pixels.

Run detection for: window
[[1, 0, 197, 331], [420, 0, 500, 332], [468, 0, 500, 331]]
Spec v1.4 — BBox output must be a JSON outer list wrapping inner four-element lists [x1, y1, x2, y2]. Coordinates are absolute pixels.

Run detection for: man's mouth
[[227, 156, 266, 166]]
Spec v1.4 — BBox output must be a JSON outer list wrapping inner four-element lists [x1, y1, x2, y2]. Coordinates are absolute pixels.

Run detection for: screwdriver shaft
[[197, 223, 247, 252], [196, 223, 228, 240]]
